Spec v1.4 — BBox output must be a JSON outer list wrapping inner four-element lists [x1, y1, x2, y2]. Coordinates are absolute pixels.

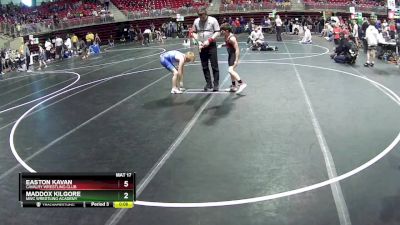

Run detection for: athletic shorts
[[368, 45, 377, 50], [160, 55, 176, 72]]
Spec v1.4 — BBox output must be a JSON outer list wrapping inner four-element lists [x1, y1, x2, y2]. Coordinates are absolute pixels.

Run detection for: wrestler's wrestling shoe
[[236, 83, 247, 94], [171, 88, 183, 94]]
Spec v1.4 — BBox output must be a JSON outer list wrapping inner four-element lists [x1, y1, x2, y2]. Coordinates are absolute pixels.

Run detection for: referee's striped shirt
[[192, 16, 220, 42]]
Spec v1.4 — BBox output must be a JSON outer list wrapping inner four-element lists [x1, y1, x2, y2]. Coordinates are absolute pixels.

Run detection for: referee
[[192, 7, 220, 91], [275, 15, 283, 42]]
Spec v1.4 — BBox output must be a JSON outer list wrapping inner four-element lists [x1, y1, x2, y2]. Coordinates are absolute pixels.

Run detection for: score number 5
[[123, 180, 129, 188]]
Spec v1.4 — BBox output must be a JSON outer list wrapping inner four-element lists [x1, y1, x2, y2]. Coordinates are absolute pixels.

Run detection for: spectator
[[333, 24, 342, 45], [71, 34, 78, 54], [143, 28, 151, 46], [86, 32, 94, 45], [318, 16, 325, 34], [247, 18, 255, 34], [364, 20, 379, 67], [65, 35, 72, 52], [104, 0, 110, 11], [381, 27, 390, 42], [222, 17, 227, 24], [375, 19, 382, 31], [240, 16, 246, 33], [120, 34, 126, 44], [266, 17, 271, 27], [300, 26, 312, 44], [331, 34, 358, 64], [78, 38, 88, 59], [108, 35, 115, 47], [261, 16, 268, 27], [361, 18, 369, 52], [0, 49, 4, 76], [55, 35, 63, 60], [249, 26, 265, 48], [284, 16, 290, 34], [45, 38, 52, 61], [89, 42, 100, 55], [128, 25, 135, 42], [155, 27, 164, 43], [37, 44, 47, 70], [94, 33, 101, 44], [234, 18, 241, 33], [382, 19, 388, 31], [24, 41, 32, 72], [352, 20, 359, 47], [389, 20, 396, 39]]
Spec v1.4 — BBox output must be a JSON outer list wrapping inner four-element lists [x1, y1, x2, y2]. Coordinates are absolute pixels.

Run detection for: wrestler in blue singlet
[[160, 50, 184, 72]]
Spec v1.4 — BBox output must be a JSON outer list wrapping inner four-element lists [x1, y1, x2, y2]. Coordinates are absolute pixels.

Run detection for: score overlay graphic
[[19, 172, 136, 208]]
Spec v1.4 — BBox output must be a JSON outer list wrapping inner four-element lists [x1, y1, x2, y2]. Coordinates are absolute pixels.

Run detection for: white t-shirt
[[250, 30, 264, 41], [366, 25, 379, 46], [302, 29, 312, 42], [45, 41, 52, 51], [275, 18, 282, 27], [55, 37, 63, 47], [65, 38, 72, 49], [382, 22, 388, 30], [144, 29, 151, 34], [352, 24, 358, 38]]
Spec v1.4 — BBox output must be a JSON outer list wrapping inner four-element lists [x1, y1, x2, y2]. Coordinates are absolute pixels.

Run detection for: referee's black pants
[[276, 26, 282, 41], [199, 42, 219, 87], [26, 54, 30, 71]]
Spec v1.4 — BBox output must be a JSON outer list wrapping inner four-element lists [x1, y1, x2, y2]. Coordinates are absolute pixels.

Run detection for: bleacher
[[220, 0, 291, 12], [111, 0, 208, 11], [303, 0, 387, 14], [0, 0, 390, 43], [304, 0, 385, 7], [0, 0, 101, 25]]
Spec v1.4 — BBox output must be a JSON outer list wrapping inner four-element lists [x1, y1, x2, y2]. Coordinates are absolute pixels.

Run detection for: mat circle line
[[60, 47, 167, 71], [0, 71, 81, 114], [9, 62, 400, 208]]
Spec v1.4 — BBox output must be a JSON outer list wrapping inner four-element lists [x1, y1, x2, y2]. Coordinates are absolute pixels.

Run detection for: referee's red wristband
[[208, 38, 214, 43]]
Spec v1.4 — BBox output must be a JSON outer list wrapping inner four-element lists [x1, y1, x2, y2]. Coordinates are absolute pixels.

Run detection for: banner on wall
[[388, 10, 395, 19], [388, 0, 396, 10], [176, 14, 184, 22], [393, 8, 400, 18]]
